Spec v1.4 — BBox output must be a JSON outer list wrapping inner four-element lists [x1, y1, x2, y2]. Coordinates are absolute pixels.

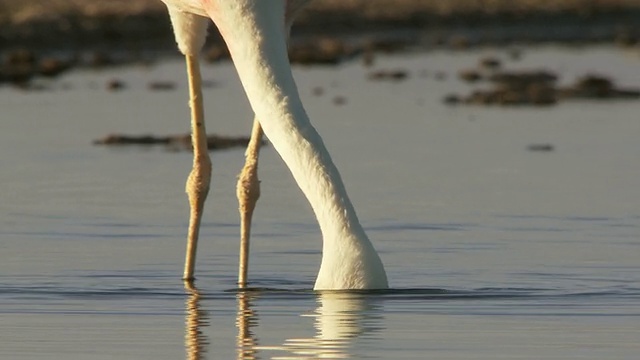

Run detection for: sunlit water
[[1, 46, 639, 359]]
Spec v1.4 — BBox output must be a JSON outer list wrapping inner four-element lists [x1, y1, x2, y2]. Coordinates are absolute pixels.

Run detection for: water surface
[[1, 46, 639, 359]]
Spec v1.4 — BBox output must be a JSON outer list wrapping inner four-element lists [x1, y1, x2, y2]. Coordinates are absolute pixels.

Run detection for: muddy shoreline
[[3, 1, 640, 88], [3, 1, 640, 151], [2, 1, 640, 52]]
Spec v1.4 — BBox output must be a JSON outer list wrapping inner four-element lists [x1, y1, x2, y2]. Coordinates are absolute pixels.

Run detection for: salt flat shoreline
[[1, 0, 640, 52]]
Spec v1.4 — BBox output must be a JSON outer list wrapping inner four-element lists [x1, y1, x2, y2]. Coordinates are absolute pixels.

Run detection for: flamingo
[[160, 0, 388, 290]]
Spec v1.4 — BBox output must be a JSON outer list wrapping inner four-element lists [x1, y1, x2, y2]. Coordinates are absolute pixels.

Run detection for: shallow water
[[1, 46, 639, 359]]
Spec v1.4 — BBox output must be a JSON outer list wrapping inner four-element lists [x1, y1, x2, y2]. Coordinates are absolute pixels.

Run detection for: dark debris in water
[[368, 69, 409, 82], [444, 56, 640, 107], [0, 48, 72, 88], [0, 48, 155, 90], [93, 133, 264, 152], [527, 143, 555, 152]]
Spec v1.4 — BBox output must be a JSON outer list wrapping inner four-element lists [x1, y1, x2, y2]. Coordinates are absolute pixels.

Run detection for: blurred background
[[2, 0, 640, 88]]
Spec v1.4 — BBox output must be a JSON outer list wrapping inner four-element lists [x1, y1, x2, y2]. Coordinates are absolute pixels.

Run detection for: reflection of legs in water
[[184, 282, 209, 360], [236, 292, 259, 360]]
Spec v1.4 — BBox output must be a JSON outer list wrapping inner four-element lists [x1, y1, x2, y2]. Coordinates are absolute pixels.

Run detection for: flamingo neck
[[205, 0, 388, 289]]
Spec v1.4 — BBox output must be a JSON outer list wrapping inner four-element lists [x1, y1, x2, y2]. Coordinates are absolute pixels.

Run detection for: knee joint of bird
[[186, 174, 210, 197], [186, 160, 211, 197], [236, 171, 260, 205]]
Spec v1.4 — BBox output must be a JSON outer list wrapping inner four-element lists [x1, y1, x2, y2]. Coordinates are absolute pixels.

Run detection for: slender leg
[[234, 19, 297, 288], [236, 119, 263, 288], [183, 54, 212, 281]]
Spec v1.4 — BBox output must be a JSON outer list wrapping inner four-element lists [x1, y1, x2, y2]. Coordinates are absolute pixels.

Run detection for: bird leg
[[235, 15, 297, 289], [183, 54, 211, 281], [236, 119, 263, 288]]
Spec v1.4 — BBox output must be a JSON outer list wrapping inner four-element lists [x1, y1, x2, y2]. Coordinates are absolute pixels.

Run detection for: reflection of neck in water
[[184, 282, 209, 360], [260, 292, 378, 359], [314, 292, 370, 341], [236, 292, 259, 360]]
